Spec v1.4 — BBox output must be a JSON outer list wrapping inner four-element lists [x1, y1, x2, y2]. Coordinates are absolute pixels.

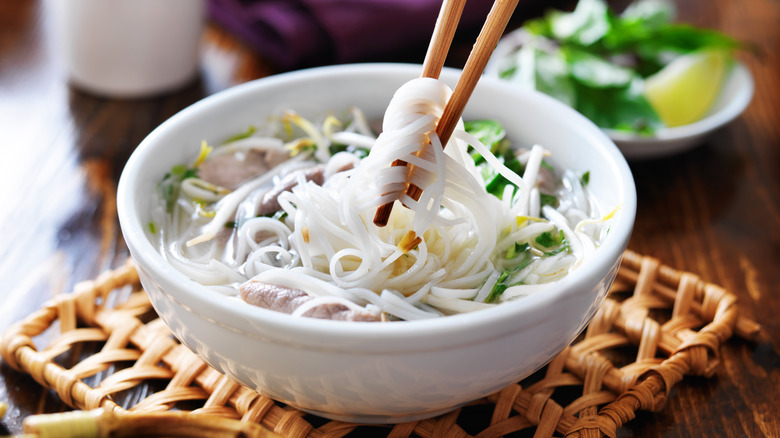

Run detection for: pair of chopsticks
[[373, 0, 520, 226]]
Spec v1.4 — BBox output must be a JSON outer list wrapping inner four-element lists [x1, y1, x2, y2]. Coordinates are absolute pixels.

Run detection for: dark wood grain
[[1, 0, 778, 436]]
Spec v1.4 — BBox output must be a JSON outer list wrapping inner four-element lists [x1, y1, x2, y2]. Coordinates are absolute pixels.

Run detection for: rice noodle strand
[[151, 77, 613, 321]]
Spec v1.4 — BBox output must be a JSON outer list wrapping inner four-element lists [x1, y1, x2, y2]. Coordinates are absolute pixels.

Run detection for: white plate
[[486, 32, 755, 160], [605, 62, 754, 159]]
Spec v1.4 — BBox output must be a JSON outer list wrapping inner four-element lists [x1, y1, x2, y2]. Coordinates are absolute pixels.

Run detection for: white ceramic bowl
[[117, 63, 636, 423]]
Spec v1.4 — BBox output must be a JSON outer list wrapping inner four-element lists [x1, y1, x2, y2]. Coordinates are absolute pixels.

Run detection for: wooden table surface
[[1, 0, 778, 436]]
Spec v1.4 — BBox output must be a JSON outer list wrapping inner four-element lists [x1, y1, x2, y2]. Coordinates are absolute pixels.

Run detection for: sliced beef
[[302, 302, 381, 322], [256, 161, 356, 216], [199, 148, 290, 190], [240, 281, 311, 313], [256, 165, 326, 216], [536, 165, 557, 194], [239, 281, 380, 322]]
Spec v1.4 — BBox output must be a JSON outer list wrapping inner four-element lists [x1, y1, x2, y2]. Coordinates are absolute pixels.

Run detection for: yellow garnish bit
[[282, 115, 295, 137], [284, 138, 316, 156], [282, 110, 301, 123], [282, 110, 325, 154], [323, 116, 343, 139], [575, 204, 622, 231], [197, 209, 216, 218], [516, 216, 546, 226], [601, 205, 620, 221], [191, 180, 230, 196], [398, 231, 422, 253], [283, 111, 316, 136], [302, 226, 310, 243], [193, 140, 213, 168]]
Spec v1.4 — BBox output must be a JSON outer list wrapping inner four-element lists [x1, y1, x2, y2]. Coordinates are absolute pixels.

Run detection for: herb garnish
[[496, 0, 741, 134]]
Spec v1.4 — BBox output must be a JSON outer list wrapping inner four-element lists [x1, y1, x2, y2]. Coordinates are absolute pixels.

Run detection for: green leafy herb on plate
[[494, 0, 741, 134]]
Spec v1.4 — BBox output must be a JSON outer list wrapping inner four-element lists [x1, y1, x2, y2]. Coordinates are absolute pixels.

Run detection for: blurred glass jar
[[54, 0, 206, 98]]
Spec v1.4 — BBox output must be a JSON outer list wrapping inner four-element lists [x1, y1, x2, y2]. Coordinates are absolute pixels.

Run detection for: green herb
[[580, 171, 591, 186], [169, 164, 198, 180], [328, 143, 370, 158], [484, 157, 524, 198], [506, 242, 530, 259], [485, 272, 511, 304], [485, 244, 535, 303], [263, 210, 288, 221], [543, 243, 571, 256], [540, 193, 558, 209], [170, 164, 187, 176], [148, 222, 157, 234], [158, 163, 199, 212], [224, 125, 256, 143], [464, 119, 508, 160], [464, 120, 528, 199], [535, 230, 563, 247], [497, 0, 741, 134], [506, 245, 515, 259], [534, 229, 571, 256]]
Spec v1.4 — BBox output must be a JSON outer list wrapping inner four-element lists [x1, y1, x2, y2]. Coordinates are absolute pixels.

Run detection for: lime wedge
[[644, 49, 729, 127]]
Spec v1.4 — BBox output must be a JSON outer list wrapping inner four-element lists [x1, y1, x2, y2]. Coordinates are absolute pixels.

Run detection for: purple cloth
[[208, 0, 497, 70]]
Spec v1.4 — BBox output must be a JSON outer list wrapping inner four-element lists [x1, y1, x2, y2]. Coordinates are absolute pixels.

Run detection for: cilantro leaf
[[464, 119, 508, 158], [580, 171, 591, 186], [535, 230, 563, 248], [534, 229, 571, 256], [485, 244, 534, 304], [540, 193, 558, 209]]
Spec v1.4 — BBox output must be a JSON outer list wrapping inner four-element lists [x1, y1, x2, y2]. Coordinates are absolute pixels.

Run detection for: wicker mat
[[0, 250, 761, 437]]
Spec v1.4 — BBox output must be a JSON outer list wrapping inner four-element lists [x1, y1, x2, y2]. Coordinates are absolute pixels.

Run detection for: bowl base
[[298, 404, 464, 425]]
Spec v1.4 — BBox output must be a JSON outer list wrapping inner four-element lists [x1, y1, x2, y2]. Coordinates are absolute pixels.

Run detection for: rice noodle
[[150, 77, 615, 321]]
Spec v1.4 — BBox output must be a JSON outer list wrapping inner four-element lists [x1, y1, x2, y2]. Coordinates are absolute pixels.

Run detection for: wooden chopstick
[[421, 0, 468, 79], [435, 0, 520, 147], [373, 0, 519, 227], [373, 0, 467, 226]]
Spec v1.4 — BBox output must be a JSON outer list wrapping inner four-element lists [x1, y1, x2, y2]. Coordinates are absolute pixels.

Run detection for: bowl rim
[[117, 63, 637, 347]]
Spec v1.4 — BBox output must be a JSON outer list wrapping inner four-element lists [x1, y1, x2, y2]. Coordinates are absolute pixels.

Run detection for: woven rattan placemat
[[0, 250, 761, 437]]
